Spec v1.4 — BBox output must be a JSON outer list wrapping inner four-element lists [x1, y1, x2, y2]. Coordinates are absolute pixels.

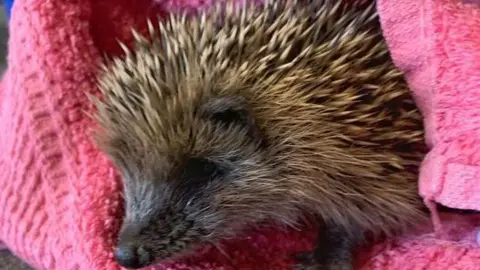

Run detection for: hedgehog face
[[108, 95, 293, 268]]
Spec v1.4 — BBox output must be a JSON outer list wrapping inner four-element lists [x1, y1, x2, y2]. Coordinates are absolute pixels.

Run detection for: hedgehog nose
[[114, 246, 153, 269]]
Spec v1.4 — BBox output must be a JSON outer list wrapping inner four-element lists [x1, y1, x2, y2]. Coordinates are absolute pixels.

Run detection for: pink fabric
[[377, 0, 480, 213], [0, 0, 478, 269]]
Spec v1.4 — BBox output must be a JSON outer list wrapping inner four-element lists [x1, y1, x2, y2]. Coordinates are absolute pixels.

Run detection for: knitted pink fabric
[[0, 0, 478, 269]]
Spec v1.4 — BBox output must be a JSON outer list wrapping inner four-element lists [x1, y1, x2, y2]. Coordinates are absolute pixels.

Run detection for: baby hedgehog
[[92, 0, 429, 269]]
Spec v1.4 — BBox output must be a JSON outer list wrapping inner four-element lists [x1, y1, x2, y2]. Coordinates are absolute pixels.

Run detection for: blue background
[[3, 0, 13, 18]]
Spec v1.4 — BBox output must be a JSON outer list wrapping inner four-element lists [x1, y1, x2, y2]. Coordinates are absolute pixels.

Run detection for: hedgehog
[[91, 0, 429, 269]]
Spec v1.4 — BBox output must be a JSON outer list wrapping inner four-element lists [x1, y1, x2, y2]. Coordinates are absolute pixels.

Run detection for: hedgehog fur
[[92, 0, 428, 269]]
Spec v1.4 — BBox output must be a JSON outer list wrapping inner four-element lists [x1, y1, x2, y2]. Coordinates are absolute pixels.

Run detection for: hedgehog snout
[[114, 245, 153, 269]]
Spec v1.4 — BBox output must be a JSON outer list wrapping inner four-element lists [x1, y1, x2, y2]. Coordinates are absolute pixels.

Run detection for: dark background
[[0, 4, 7, 71]]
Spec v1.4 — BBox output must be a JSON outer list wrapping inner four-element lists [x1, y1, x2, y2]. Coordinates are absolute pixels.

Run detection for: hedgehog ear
[[201, 95, 255, 131]]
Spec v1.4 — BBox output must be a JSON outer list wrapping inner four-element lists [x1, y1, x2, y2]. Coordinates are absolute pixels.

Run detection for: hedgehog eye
[[210, 107, 250, 128], [201, 95, 254, 129], [181, 157, 223, 188]]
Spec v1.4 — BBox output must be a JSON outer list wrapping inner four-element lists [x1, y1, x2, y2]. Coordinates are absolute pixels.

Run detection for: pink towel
[[378, 0, 480, 214], [0, 0, 478, 269]]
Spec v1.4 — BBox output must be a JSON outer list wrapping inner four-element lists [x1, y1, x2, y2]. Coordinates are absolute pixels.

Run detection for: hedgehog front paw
[[292, 252, 353, 270], [292, 251, 318, 270], [292, 252, 320, 270]]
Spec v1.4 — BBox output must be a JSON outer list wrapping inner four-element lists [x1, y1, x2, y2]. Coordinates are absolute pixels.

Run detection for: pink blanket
[[0, 0, 478, 269]]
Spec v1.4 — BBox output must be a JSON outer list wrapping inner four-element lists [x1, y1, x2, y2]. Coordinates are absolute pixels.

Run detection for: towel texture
[[0, 0, 478, 269], [378, 0, 480, 214]]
